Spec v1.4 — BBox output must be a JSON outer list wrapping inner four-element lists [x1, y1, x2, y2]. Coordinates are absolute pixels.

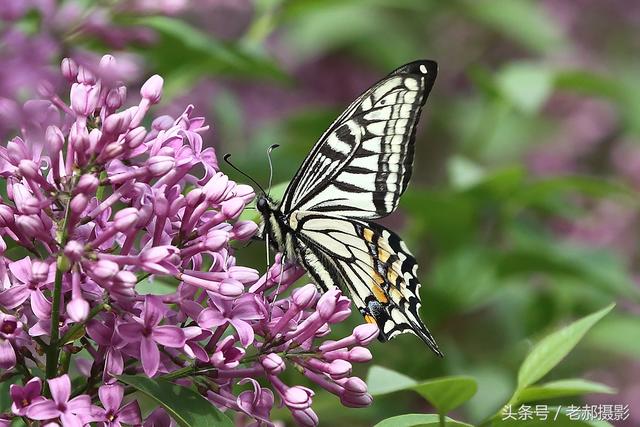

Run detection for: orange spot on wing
[[363, 228, 374, 243], [364, 314, 376, 324], [372, 283, 389, 303]]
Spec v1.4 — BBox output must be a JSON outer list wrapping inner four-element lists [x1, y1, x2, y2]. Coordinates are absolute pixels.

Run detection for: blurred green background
[[2, 0, 640, 425]]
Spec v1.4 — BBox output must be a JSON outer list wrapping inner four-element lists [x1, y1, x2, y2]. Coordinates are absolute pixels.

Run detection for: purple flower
[[27, 375, 92, 426], [198, 294, 265, 346], [0, 313, 23, 369], [0, 55, 379, 427], [92, 384, 142, 427], [0, 257, 53, 313], [117, 296, 186, 376], [10, 377, 45, 416], [236, 378, 275, 424]]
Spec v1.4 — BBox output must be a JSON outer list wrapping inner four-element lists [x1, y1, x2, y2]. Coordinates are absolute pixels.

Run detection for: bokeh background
[[1, 0, 639, 425]]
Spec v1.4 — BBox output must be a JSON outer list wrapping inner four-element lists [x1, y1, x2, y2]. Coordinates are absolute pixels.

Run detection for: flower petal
[[140, 337, 159, 377], [98, 384, 124, 411], [152, 325, 185, 348], [0, 341, 16, 369], [0, 285, 29, 309], [8, 257, 31, 283], [197, 308, 226, 328], [118, 400, 142, 425], [116, 322, 144, 342], [26, 400, 60, 420], [231, 319, 255, 347], [66, 395, 90, 413], [48, 375, 71, 405]]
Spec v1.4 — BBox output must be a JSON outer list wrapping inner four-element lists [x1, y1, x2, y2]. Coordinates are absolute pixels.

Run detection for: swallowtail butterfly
[[257, 60, 442, 356]]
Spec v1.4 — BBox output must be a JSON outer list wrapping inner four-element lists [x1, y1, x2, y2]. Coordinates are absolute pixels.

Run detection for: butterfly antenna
[[223, 154, 267, 195], [266, 144, 280, 196]]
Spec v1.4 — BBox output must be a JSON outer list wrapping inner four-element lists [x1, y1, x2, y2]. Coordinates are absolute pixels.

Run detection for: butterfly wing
[[289, 211, 442, 355], [280, 60, 437, 220]]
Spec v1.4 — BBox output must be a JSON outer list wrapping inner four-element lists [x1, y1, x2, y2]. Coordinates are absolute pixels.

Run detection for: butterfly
[[256, 60, 442, 356]]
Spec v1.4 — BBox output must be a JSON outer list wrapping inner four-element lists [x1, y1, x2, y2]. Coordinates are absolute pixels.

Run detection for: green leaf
[[374, 414, 473, 427], [133, 16, 286, 96], [367, 365, 417, 396], [413, 376, 478, 414], [516, 303, 615, 391], [515, 379, 616, 403], [496, 62, 554, 113], [460, 0, 566, 53], [118, 375, 233, 427], [367, 368, 477, 415]]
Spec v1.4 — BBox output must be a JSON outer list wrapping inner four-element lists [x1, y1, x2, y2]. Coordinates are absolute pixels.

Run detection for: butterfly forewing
[[280, 61, 437, 220]]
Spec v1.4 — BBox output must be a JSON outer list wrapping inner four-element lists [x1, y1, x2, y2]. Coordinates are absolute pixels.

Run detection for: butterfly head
[[256, 194, 277, 216]]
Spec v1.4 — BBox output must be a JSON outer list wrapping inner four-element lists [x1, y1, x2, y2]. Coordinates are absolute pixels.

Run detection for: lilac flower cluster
[[0, 55, 378, 426]]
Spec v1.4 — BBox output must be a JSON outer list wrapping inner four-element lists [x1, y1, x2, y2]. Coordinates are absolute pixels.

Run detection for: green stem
[[45, 186, 74, 387], [439, 413, 445, 427], [45, 266, 64, 382]]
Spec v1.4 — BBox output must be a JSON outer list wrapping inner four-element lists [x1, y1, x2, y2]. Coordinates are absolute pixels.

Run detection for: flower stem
[[45, 266, 64, 385], [45, 187, 75, 387]]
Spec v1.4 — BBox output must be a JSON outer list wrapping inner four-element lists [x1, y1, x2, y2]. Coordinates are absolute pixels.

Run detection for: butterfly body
[[256, 60, 442, 356]]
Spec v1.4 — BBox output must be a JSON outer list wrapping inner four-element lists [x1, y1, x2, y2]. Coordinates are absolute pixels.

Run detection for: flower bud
[[45, 125, 64, 153], [18, 159, 39, 180], [292, 284, 318, 309], [327, 360, 352, 380], [64, 241, 85, 262], [75, 174, 99, 195], [348, 347, 372, 363], [0, 205, 14, 227], [67, 297, 90, 322], [70, 194, 89, 216], [317, 290, 339, 321], [231, 221, 257, 241], [291, 408, 319, 427], [102, 111, 131, 134], [221, 198, 244, 220], [91, 260, 120, 279], [141, 75, 163, 104], [70, 83, 100, 116], [61, 58, 79, 81], [353, 323, 379, 345], [261, 353, 285, 375], [15, 215, 44, 235], [124, 126, 147, 149], [76, 66, 96, 84], [217, 279, 244, 299], [152, 115, 174, 131], [147, 156, 175, 176], [283, 386, 313, 410], [113, 208, 139, 231], [204, 230, 227, 251]]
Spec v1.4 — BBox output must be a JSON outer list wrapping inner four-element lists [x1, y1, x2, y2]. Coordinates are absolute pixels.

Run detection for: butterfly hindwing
[[288, 211, 441, 355], [280, 60, 437, 220]]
